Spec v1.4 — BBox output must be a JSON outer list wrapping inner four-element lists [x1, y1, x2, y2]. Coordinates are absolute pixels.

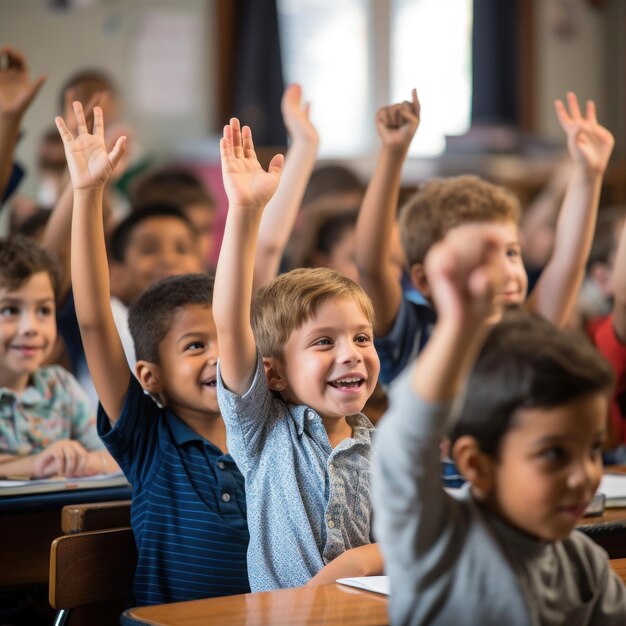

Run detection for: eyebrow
[[0, 297, 54, 304], [176, 331, 211, 344], [533, 430, 607, 447], [304, 325, 372, 339]]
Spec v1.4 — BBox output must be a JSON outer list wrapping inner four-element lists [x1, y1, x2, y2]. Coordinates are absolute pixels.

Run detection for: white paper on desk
[[0, 471, 125, 488], [337, 576, 390, 595], [598, 474, 626, 501]]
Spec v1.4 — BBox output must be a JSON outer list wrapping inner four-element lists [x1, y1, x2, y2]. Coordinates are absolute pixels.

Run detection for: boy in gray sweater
[[373, 224, 626, 625]]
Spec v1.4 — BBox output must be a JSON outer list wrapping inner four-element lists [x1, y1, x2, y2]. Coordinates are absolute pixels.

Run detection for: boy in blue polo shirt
[[56, 102, 249, 605]]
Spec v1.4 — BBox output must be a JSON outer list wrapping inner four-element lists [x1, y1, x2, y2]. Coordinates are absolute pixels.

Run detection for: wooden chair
[[61, 500, 131, 534], [49, 526, 136, 626]]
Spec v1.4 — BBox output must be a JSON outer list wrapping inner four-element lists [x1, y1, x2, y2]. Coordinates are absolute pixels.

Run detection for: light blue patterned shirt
[[0, 365, 102, 455], [217, 352, 375, 591]]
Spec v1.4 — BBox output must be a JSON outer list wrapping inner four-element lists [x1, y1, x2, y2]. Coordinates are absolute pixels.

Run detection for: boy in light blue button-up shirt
[[214, 118, 383, 591]]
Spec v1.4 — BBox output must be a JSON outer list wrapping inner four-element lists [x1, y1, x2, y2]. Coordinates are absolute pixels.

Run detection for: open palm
[[220, 117, 283, 210], [55, 101, 125, 190], [555, 92, 614, 175], [0, 47, 45, 117]]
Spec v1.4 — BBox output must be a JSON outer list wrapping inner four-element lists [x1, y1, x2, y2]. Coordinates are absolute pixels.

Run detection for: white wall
[[0, 0, 216, 196], [534, 0, 609, 139]]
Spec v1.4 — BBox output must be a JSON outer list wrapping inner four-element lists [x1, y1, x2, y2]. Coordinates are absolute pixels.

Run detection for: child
[[0, 236, 116, 478], [0, 46, 45, 205], [373, 224, 626, 625], [214, 118, 382, 591], [130, 166, 217, 269], [356, 91, 615, 385], [56, 102, 249, 605], [587, 214, 626, 455]]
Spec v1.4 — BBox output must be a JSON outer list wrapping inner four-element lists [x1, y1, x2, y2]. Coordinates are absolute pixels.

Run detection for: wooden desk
[[0, 484, 132, 587], [122, 583, 389, 626], [611, 558, 626, 585]]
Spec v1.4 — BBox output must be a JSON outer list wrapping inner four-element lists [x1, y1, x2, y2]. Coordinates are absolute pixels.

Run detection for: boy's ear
[[135, 360, 164, 394], [263, 356, 287, 392], [409, 262, 432, 299], [452, 435, 496, 499]]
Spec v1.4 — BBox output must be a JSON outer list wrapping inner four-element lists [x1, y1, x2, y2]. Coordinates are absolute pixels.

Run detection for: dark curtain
[[471, 0, 519, 125], [231, 0, 287, 146]]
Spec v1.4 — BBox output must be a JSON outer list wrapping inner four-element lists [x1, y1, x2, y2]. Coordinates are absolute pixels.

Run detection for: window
[[277, 0, 473, 158]]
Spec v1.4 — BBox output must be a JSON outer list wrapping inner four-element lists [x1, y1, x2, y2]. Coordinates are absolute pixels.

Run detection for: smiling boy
[[0, 237, 116, 477], [56, 103, 249, 605], [214, 118, 382, 591], [373, 224, 626, 625]]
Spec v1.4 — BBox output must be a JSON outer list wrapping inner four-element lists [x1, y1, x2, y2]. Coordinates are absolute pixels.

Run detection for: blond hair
[[252, 267, 375, 359], [399, 175, 520, 267]]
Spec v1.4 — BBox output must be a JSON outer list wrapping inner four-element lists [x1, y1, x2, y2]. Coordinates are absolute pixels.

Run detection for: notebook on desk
[[598, 473, 626, 508], [0, 471, 129, 496], [337, 576, 390, 596]]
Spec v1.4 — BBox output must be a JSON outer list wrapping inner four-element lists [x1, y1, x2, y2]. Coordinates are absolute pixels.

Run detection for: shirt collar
[[289, 404, 374, 440], [164, 408, 233, 460], [0, 371, 48, 406]]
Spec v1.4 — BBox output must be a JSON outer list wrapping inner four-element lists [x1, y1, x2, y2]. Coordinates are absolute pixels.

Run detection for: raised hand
[[55, 101, 126, 190], [554, 92, 614, 175], [425, 224, 506, 327], [281, 83, 319, 145], [375, 88, 420, 152], [220, 117, 284, 210], [0, 47, 45, 119]]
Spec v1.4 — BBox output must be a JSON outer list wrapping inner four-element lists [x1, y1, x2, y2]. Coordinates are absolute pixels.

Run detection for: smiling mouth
[[202, 377, 217, 388], [328, 377, 365, 390]]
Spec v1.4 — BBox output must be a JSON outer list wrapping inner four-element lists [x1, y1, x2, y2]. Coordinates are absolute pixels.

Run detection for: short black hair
[[450, 311, 614, 458], [128, 273, 214, 363], [0, 236, 59, 299], [130, 165, 215, 210], [315, 210, 357, 255], [108, 203, 198, 263]]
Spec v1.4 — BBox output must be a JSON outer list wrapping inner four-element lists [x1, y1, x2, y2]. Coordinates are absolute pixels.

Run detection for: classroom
[[1, 1, 626, 624]]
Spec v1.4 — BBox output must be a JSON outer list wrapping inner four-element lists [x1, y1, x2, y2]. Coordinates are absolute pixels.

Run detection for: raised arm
[[42, 93, 107, 302], [213, 118, 283, 395], [253, 84, 318, 292], [56, 102, 128, 423], [610, 218, 626, 341], [355, 89, 420, 336], [0, 47, 45, 200], [526, 92, 614, 327]]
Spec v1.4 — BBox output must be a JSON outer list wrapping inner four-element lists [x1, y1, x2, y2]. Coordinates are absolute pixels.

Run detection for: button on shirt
[[217, 352, 375, 592], [0, 365, 102, 455]]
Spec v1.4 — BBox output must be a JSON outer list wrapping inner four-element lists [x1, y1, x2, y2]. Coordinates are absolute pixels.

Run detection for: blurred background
[[1, 0, 625, 211]]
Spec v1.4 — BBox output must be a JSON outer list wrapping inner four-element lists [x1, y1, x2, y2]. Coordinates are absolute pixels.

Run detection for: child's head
[[108, 203, 203, 304], [578, 205, 626, 321], [300, 165, 364, 212], [399, 175, 525, 308], [60, 68, 120, 123], [251, 267, 380, 419], [291, 208, 359, 282], [128, 273, 219, 415], [131, 167, 217, 267], [0, 237, 59, 390], [450, 311, 613, 541]]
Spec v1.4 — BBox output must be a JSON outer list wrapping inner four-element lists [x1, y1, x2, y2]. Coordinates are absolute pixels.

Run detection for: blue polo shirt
[[375, 295, 436, 386], [98, 375, 249, 606]]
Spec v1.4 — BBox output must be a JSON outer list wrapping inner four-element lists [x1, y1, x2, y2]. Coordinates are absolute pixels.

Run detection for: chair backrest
[[61, 500, 131, 534], [49, 526, 136, 610]]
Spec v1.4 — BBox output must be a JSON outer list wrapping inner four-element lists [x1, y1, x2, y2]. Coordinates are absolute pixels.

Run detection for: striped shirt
[[98, 375, 249, 606]]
